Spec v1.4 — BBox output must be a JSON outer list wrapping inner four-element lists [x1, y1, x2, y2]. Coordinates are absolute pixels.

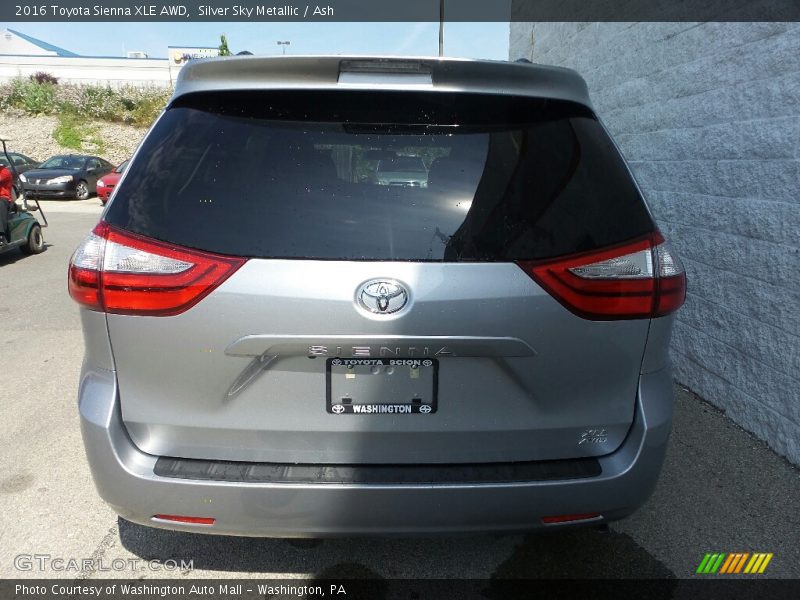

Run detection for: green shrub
[[1, 77, 170, 128], [30, 71, 59, 85], [76, 86, 126, 120], [114, 85, 170, 126], [7, 78, 57, 114], [129, 94, 167, 127]]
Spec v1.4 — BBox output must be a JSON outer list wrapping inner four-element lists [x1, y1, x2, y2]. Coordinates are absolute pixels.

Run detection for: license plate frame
[[326, 357, 438, 415]]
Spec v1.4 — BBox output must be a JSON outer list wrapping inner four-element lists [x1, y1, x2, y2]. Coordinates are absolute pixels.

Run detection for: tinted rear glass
[[104, 91, 654, 261]]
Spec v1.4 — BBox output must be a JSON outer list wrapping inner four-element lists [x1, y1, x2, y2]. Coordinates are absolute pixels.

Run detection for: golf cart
[[0, 137, 47, 256]]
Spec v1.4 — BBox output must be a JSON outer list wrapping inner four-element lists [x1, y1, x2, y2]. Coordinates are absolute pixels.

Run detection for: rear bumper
[[78, 366, 674, 537]]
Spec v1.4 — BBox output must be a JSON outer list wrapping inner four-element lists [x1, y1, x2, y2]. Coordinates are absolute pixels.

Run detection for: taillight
[[517, 232, 686, 320], [68, 222, 246, 316]]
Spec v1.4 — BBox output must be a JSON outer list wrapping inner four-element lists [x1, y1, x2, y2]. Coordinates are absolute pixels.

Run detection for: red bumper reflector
[[153, 514, 216, 525], [541, 513, 601, 524]]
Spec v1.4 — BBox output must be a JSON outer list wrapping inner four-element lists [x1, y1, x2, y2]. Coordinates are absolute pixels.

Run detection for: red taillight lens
[[68, 222, 246, 316], [517, 232, 686, 320]]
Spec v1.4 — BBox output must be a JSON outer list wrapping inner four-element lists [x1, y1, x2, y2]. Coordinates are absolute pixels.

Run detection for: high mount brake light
[[517, 232, 686, 320], [68, 222, 246, 316]]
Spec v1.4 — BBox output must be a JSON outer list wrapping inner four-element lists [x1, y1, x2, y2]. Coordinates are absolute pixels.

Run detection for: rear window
[[104, 91, 654, 261]]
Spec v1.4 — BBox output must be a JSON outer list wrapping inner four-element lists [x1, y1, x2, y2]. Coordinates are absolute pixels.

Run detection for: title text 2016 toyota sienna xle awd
[[69, 56, 686, 536]]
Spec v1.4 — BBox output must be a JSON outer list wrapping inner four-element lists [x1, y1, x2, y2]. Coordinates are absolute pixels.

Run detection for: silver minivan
[[70, 56, 685, 536]]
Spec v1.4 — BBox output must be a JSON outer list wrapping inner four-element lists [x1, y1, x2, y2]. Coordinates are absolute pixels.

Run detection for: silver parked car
[[70, 56, 686, 536]]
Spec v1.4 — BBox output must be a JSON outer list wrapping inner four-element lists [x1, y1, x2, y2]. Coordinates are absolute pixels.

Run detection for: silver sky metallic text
[[198, 5, 334, 18]]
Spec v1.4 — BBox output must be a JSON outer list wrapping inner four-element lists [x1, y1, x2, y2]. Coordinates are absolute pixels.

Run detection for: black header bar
[[2, 0, 799, 23]]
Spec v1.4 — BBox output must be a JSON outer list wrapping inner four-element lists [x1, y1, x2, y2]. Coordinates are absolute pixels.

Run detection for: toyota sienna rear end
[[70, 56, 685, 536]]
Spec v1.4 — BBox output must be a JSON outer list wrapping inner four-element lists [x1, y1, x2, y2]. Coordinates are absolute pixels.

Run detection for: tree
[[218, 34, 231, 57]]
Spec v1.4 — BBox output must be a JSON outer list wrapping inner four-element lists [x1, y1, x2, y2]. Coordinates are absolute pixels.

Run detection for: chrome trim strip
[[225, 335, 536, 358]]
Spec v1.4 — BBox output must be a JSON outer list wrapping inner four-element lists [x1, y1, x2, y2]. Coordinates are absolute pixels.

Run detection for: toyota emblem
[[356, 279, 409, 315]]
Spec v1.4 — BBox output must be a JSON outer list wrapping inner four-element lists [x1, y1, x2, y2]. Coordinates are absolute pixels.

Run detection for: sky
[[3, 22, 510, 60]]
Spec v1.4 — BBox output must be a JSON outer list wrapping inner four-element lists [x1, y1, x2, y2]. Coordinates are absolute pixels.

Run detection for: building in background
[[510, 21, 800, 465], [167, 46, 219, 83], [0, 28, 78, 57], [0, 28, 217, 87]]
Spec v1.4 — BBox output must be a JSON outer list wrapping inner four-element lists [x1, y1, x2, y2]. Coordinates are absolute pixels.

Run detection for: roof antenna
[[438, 0, 444, 57]]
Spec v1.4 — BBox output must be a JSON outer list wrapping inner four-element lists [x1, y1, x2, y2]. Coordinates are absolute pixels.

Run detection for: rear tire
[[75, 180, 89, 200], [21, 223, 44, 255]]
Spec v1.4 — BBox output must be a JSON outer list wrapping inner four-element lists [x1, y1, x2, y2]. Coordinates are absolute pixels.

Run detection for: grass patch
[[53, 114, 105, 154], [53, 114, 82, 149]]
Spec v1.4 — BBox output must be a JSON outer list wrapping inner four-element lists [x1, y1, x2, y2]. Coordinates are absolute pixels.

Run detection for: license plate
[[326, 358, 438, 415]]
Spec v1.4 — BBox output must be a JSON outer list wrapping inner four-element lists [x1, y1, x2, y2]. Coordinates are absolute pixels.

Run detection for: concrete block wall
[[510, 22, 800, 464]]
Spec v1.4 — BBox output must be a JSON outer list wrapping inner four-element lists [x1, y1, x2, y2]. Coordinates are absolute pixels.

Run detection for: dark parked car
[[0, 151, 40, 198], [21, 154, 114, 200]]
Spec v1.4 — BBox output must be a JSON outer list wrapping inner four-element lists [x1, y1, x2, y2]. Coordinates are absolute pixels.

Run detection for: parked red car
[[97, 160, 129, 205]]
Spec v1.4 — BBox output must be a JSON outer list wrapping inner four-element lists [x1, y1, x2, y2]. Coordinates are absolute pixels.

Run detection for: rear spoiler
[[172, 55, 592, 109]]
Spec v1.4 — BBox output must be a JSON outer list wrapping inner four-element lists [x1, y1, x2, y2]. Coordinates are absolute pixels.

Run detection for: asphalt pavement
[[0, 198, 798, 581]]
